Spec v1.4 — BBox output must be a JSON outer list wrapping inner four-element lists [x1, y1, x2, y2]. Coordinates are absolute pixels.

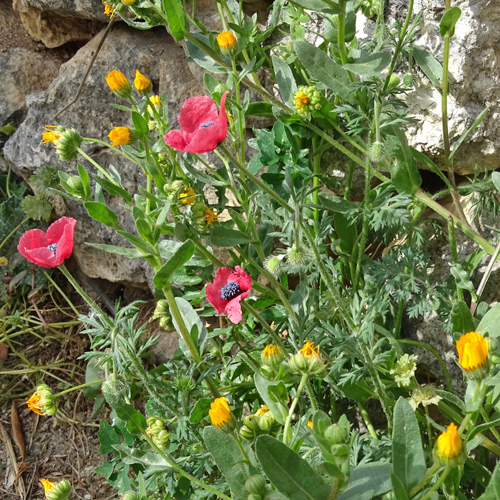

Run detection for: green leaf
[[93, 175, 132, 204], [449, 107, 489, 162], [189, 398, 212, 423], [246, 102, 274, 118], [203, 427, 248, 500], [116, 229, 157, 255], [289, 0, 342, 14], [186, 33, 225, 74], [20, 195, 53, 221], [116, 403, 148, 435], [84, 202, 121, 229], [131, 111, 149, 138], [209, 226, 255, 247], [182, 156, 226, 186], [294, 41, 353, 103], [477, 302, 500, 337], [112, 443, 172, 472], [98, 421, 121, 454], [440, 7, 461, 38], [171, 297, 206, 358], [338, 463, 392, 500], [467, 418, 500, 441], [273, 56, 297, 107], [256, 435, 331, 500], [153, 240, 194, 289], [391, 473, 409, 500], [392, 397, 426, 492], [477, 456, 500, 499], [451, 301, 475, 335], [77, 164, 92, 200], [343, 51, 391, 77], [163, 0, 188, 41], [435, 389, 466, 413], [83, 357, 103, 399], [450, 263, 478, 301], [412, 46, 443, 87], [385, 128, 422, 195], [254, 374, 288, 425], [411, 147, 452, 189], [85, 242, 142, 259]]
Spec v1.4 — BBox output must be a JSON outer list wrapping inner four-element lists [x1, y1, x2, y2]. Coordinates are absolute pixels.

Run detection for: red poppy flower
[[164, 91, 229, 153], [206, 266, 252, 324], [18, 217, 77, 268]]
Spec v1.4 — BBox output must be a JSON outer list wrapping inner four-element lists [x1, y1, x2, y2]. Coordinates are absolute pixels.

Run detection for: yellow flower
[[209, 397, 233, 429], [105, 70, 131, 97], [261, 343, 284, 369], [294, 91, 310, 110], [102, 1, 114, 17], [150, 95, 162, 106], [41, 479, 56, 497], [255, 405, 269, 417], [263, 344, 281, 360], [300, 341, 320, 358], [217, 31, 237, 51], [204, 207, 218, 225], [437, 423, 462, 458], [122, 0, 135, 4], [307, 420, 313, 429], [179, 186, 196, 205], [27, 392, 43, 415], [42, 125, 60, 144], [134, 70, 151, 93], [456, 331, 488, 371], [108, 126, 131, 146]]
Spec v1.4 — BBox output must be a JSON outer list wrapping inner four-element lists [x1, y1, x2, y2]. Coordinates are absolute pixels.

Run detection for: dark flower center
[[221, 281, 243, 300], [47, 243, 58, 255], [200, 121, 216, 129]]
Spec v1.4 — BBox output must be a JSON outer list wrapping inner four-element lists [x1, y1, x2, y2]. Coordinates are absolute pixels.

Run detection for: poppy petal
[[164, 129, 190, 152], [178, 96, 218, 134], [18, 229, 48, 259], [23, 247, 58, 268], [206, 267, 233, 314], [225, 294, 245, 324]]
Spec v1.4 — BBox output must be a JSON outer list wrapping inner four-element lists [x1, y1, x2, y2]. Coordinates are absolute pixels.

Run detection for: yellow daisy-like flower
[[300, 341, 320, 358], [41, 479, 56, 496], [261, 343, 284, 369], [209, 397, 233, 429], [204, 207, 218, 225], [179, 186, 196, 205], [294, 91, 310, 110], [437, 423, 462, 458], [27, 392, 43, 415], [108, 126, 131, 147], [134, 70, 151, 93], [307, 420, 313, 429], [217, 31, 237, 50], [255, 405, 269, 417], [106, 70, 128, 91], [263, 344, 281, 360], [42, 125, 61, 144]]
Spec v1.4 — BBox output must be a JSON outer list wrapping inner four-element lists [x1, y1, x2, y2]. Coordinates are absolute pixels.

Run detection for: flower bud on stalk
[[108, 126, 138, 147], [387, 74, 401, 90], [261, 344, 285, 370], [456, 331, 489, 380], [26, 384, 56, 416], [134, 70, 152, 96], [293, 86, 321, 115], [369, 141, 385, 163], [209, 397, 235, 432], [264, 255, 285, 277], [151, 299, 173, 330], [287, 244, 308, 268], [289, 341, 326, 378], [433, 422, 465, 467], [217, 31, 237, 57], [245, 475, 267, 496], [121, 492, 140, 500], [40, 479, 72, 500], [56, 129, 83, 161], [106, 70, 132, 98]]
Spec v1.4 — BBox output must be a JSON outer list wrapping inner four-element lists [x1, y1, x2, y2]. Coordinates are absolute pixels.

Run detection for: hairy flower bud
[[433, 423, 465, 468], [369, 141, 385, 163], [245, 475, 267, 496], [151, 299, 173, 330], [261, 344, 285, 369], [121, 492, 140, 500], [289, 341, 327, 378], [264, 255, 285, 277], [217, 31, 238, 56], [403, 73, 414, 88], [287, 244, 308, 268], [387, 74, 401, 90], [293, 86, 321, 115], [56, 129, 82, 161], [41, 479, 72, 500]]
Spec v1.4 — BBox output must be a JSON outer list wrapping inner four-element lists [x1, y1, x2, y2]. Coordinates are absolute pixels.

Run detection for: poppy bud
[[403, 73, 414, 88], [287, 244, 308, 268], [264, 255, 285, 277]]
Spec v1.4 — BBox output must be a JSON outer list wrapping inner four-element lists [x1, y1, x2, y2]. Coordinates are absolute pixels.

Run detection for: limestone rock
[[18, 0, 109, 21], [3, 24, 197, 285], [13, 0, 103, 48], [0, 48, 61, 124]]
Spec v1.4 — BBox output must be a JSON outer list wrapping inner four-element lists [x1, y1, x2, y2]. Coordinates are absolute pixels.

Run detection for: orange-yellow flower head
[[150, 95, 162, 106], [134, 70, 151, 94], [179, 186, 196, 205], [217, 31, 237, 56], [307, 420, 313, 429], [209, 397, 234, 431], [261, 343, 284, 369], [108, 126, 132, 147], [434, 423, 465, 467], [27, 384, 56, 416], [27, 392, 43, 415], [42, 125, 61, 144], [289, 341, 326, 377], [103, 1, 114, 17], [204, 207, 218, 226], [106, 70, 131, 98], [40, 478, 72, 500], [456, 331, 489, 380]]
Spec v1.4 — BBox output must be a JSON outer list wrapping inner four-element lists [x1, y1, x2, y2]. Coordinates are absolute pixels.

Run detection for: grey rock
[[0, 48, 61, 124], [18, 0, 109, 21]]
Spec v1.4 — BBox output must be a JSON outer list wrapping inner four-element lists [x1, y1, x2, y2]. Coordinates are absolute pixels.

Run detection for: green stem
[[458, 382, 482, 434], [44, 271, 80, 317], [337, 0, 355, 82], [357, 400, 378, 439], [305, 381, 319, 412], [53, 378, 105, 398], [448, 217, 464, 301], [76, 148, 116, 184], [58, 263, 114, 327], [162, 283, 220, 399], [479, 407, 500, 443], [419, 467, 451, 500], [408, 463, 440, 498], [143, 432, 232, 500], [231, 57, 246, 166], [241, 302, 286, 352], [82, 138, 143, 167], [312, 136, 322, 232], [471, 237, 500, 315], [425, 406, 434, 450], [0, 217, 29, 252], [283, 374, 308, 445]]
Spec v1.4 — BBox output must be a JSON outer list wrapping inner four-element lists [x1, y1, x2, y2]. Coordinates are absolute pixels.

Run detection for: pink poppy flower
[[164, 91, 229, 153], [18, 217, 77, 268], [206, 266, 252, 324]]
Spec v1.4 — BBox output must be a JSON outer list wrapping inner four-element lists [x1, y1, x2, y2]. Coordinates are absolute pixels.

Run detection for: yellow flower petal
[[209, 397, 232, 428], [456, 331, 488, 371]]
